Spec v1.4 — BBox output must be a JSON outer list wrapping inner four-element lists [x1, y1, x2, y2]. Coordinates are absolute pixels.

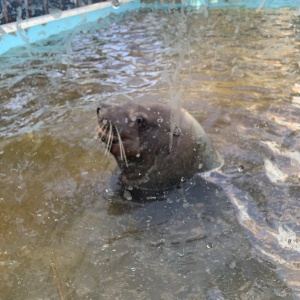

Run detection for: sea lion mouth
[[97, 119, 128, 167]]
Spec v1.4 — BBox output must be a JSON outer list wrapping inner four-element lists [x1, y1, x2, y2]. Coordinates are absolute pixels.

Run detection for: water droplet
[[173, 126, 181, 136], [238, 165, 245, 172], [49, 7, 62, 19], [111, 0, 120, 9], [142, 175, 149, 183], [229, 260, 236, 269], [131, 267, 136, 272], [123, 190, 132, 201], [183, 202, 191, 208], [136, 153, 140, 158], [207, 243, 213, 249], [181, 177, 185, 182], [198, 163, 203, 170], [157, 116, 163, 123]]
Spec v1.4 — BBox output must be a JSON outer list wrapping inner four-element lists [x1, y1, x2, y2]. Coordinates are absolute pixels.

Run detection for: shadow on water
[[53, 173, 293, 299], [0, 5, 300, 300]]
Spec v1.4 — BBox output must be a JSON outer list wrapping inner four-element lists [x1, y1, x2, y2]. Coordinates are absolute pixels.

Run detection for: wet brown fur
[[97, 101, 221, 191]]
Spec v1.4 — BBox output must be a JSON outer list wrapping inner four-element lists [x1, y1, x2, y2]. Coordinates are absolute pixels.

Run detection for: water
[[0, 6, 300, 299]]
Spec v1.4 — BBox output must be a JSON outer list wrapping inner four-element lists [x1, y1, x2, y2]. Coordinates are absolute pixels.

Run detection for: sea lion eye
[[136, 116, 144, 126]]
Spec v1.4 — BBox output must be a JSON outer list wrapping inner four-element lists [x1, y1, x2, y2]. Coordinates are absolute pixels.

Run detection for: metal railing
[[0, 0, 107, 24]]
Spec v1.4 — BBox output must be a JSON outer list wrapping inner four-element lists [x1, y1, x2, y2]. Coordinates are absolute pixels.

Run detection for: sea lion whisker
[[105, 122, 113, 155], [97, 123, 109, 141], [103, 124, 110, 154], [100, 122, 109, 132], [107, 122, 115, 155], [121, 141, 128, 167], [114, 126, 123, 161], [119, 139, 128, 167], [115, 126, 128, 167], [108, 124, 114, 154]]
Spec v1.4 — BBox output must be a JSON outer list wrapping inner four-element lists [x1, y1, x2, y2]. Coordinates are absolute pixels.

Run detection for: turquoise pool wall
[[0, 0, 140, 56], [0, 0, 298, 56]]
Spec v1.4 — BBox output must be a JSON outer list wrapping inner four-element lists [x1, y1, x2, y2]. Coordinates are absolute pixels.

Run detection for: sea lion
[[96, 101, 221, 195]]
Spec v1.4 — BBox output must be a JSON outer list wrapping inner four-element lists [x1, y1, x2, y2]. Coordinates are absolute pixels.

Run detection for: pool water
[[0, 6, 299, 299]]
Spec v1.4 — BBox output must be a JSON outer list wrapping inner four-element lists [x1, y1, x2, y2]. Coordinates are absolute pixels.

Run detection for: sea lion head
[[97, 101, 169, 163], [97, 101, 221, 191]]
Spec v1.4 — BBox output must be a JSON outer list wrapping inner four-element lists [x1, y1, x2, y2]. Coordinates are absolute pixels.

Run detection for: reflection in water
[[0, 6, 300, 300]]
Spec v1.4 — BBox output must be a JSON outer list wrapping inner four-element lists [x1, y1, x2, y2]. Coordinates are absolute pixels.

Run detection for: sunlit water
[[0, 6, 300, 300]]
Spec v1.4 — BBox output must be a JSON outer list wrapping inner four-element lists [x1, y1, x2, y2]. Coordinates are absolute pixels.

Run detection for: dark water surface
[[0, 6, 300, 300]]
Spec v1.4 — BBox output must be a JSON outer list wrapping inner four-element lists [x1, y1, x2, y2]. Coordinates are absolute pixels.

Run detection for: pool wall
[[0, 0, 298, 56], [0, 0, 140, 56]]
